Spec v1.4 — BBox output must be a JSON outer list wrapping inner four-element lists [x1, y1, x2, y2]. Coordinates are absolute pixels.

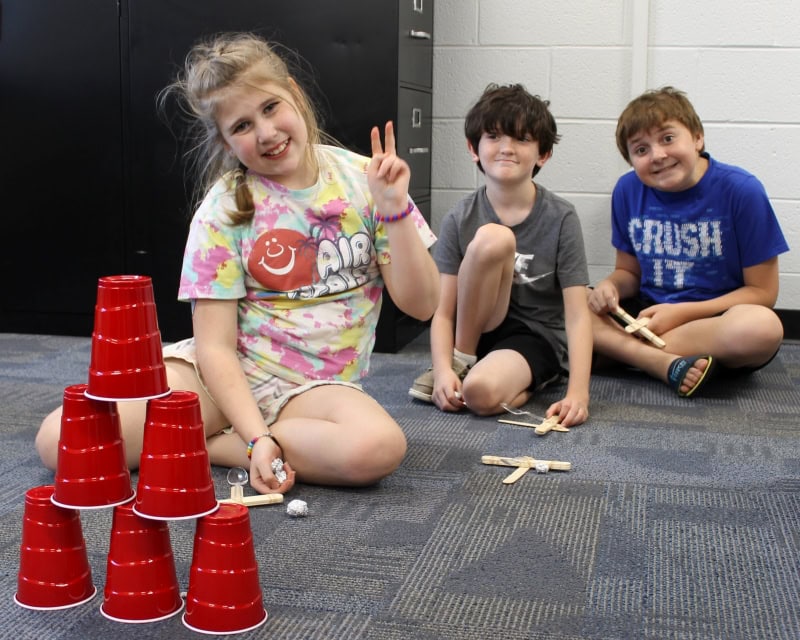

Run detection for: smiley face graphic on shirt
[[248, 228, 374, 298], [247, 229, 317, 292]]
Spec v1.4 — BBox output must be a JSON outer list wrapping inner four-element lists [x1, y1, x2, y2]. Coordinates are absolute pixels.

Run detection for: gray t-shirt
[[434, 184, 589, 369]]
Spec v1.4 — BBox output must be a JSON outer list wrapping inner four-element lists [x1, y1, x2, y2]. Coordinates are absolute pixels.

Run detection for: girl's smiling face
[[626, 120, 707, 192], [216, 81, 314, 189]]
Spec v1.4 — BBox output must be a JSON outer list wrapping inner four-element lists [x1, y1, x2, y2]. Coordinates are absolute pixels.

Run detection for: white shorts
[[162, 338, 364, 428]]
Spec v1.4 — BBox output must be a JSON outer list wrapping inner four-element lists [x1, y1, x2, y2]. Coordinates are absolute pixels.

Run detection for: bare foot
[[679, 358, 708, 394]]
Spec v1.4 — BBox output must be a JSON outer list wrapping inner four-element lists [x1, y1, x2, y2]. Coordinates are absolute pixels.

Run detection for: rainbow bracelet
[[246, 431, 280, 459], [376, 200, 414, 223]]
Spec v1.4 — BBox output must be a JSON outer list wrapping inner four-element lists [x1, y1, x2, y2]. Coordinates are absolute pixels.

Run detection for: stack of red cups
[[15, 275, 268, 633]]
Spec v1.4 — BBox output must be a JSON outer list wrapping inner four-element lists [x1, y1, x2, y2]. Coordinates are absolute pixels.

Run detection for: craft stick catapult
[[611, 305, 666, 348], [220, 467, 284, 507], [498, 416, 569, 435], [220, 487, 284, 507], [497, 402, 568, 436], [481, 455, 572, 484]]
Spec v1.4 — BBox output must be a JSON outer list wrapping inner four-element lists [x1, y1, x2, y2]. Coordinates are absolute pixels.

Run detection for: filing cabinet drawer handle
[[408, 147, 430, 155], [409, 30, 432, 40], [413, 0, 424, 13]]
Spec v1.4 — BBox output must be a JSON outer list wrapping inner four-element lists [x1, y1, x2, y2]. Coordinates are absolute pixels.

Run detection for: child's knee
[[724, 305, 784, 364], [340, 425, 407, 484], [756, 309, 785, 357], [461, 377, 503, 416], [466, 224, 515, 262], [35, 410, 62, 471], [739, 305, 783, 347]]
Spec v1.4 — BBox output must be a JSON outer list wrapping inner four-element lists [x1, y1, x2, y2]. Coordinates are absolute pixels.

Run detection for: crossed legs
[[35, 361, 406, 487], [591, 301, 783, 393]]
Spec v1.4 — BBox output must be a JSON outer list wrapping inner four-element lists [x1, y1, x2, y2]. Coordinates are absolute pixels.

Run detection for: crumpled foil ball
[[286, 499, 308, 517]]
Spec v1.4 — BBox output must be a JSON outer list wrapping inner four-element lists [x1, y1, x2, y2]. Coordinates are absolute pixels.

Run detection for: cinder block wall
[[431, 0, 799, 311]]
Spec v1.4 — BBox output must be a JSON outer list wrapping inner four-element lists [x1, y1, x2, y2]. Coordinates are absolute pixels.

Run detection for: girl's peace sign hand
[[367, 121, 411, 217]]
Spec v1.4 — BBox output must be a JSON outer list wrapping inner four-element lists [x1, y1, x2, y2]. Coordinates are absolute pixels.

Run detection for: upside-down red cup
[[133, 391, 218, 520], [15, 485, 97, 610], [86, 275, 170, 402], [52, 384, 134, 509], [183, 503, 268, 634], [101, 501, 183, 623]]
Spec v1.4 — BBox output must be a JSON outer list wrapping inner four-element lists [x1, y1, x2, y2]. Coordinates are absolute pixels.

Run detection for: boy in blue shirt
[[588, 86, 788, 396]]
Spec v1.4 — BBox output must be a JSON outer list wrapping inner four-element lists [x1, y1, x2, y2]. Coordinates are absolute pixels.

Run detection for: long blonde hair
[[161, 32, 326, 224]]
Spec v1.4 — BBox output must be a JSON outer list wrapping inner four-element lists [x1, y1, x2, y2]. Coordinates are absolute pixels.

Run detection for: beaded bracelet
[[246, 431, 281, 459], [376, 200, 414, 223]]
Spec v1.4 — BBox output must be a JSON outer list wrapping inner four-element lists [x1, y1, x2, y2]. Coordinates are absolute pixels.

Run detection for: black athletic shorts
[[476, 316, 564, 390]]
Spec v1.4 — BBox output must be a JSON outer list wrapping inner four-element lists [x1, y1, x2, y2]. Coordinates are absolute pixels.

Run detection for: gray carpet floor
[[1, 332, 799, 639]]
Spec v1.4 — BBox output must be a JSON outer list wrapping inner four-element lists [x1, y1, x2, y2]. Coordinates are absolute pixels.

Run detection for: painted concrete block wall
[[431, 0, 799, 309]]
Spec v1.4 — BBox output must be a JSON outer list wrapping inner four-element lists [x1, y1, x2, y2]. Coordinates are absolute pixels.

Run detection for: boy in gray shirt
[[409, 83, 592, 427]]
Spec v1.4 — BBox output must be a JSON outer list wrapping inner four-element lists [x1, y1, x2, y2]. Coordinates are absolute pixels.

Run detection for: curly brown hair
[[464, 83, 560, 177]]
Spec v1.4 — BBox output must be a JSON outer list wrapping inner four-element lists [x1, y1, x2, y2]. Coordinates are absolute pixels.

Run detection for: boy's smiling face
[[626, 120, 707, 192], [469, 131, 550, 184]]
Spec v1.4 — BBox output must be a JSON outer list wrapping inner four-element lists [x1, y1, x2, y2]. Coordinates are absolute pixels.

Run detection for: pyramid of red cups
[[14, 275, 269, 635]]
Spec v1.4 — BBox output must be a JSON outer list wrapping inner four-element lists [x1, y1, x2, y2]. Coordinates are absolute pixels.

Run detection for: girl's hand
[[248, 437, 296, 494], [368, 121, 411, 217]]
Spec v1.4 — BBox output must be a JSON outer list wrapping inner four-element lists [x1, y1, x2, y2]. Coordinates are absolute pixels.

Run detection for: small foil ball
[[271, 458, 288, 484], [286, 499, 308, 517]]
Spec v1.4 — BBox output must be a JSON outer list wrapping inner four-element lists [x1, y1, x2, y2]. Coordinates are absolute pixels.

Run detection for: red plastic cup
[[101, 501, 183, 623], [52, 384, 134, 509], [133, 391, 218, 520], [14, 485, 97, 610], [86, 275, 170, 401], [183, 503, 268, 634]]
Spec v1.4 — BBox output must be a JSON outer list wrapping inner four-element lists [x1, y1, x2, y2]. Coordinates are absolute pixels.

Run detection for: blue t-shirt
[[611, 153, 789, 304]]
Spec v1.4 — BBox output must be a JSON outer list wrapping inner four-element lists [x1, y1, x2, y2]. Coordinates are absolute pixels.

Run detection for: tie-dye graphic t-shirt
[[178, 145, 436, 385]]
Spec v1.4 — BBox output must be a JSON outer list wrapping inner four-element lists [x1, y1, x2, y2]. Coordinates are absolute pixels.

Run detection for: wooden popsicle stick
[[240, 493, 284, 506], [534, 416, 563, 435], [612, 305, 637, 324], [502, 466, 531, 484], [498, 418, 542, 428], [640, 328, 666, 348], [481, 455, 572, 472], [482, 455, 532, 466], [623, 317, 649, 332], [611, 306, 666, 348], [220, 492, 284, 507], [498, 417, 569, 435]]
